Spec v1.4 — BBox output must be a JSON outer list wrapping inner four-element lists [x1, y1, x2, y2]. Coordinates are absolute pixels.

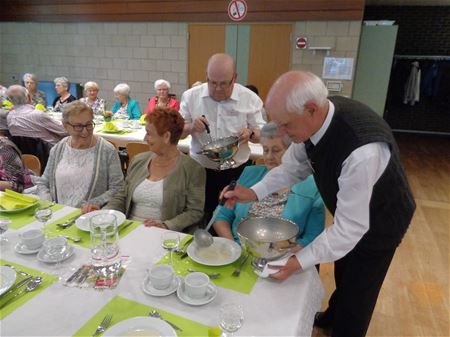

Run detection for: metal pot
[[237, 216, 299, 270], [197, 136, 239, 169]]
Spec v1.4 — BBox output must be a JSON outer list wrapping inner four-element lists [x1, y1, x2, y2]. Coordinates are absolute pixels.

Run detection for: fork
[[232, 254, 249, 277], [92, 314, 112, 337]]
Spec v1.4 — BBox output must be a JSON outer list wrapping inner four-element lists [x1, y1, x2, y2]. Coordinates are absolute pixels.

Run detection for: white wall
[[0, 22, 188, 111]]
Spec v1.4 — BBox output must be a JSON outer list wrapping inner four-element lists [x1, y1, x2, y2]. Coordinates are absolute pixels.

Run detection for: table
[[1, 205, 324, 336]]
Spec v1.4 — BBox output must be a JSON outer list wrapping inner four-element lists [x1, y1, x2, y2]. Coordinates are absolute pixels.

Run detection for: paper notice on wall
[[322, 57, 354, 80]]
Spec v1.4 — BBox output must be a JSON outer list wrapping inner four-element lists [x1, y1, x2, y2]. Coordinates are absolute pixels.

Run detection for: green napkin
[[159, 236, 259, 295], [73, 295, 217, 337], [0, 190, 38, 210], [5, 201, 64, 230], [0, 259, 58, 319], [45, 211, 141, 249]]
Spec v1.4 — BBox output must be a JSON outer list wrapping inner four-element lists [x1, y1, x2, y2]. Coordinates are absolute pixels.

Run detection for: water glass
[[34, 208, 53, 236], [0, 217, 11, 243], [161, 231, 179, 266], [90, 213, 119, 265], [219, 303, 244, 337]]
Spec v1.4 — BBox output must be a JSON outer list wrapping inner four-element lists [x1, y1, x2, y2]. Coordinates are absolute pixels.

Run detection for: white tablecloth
[[1, 205, 324, 336]]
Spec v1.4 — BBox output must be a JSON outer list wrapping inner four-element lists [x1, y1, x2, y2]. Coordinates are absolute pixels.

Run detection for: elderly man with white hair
[[53, 76, 76, 112], [145, 79, 180, 114], [79, 81, 105, 115], [23, 73, 47, 107], [7, 85, 67, 145], [111, 83, 141, 120]]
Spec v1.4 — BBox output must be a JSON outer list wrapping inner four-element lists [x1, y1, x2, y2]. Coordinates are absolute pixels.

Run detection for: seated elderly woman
[[111, 83, 141, 120], [0, 133, 33, 192], [145, 79, 180, 114], [104, 107, 205, 231], [52, 77, 76, 112], [213, 122, 325, 247], [36, 101, 124, 213], [23, 73, 47, 107], [79, 81, 105, 115]]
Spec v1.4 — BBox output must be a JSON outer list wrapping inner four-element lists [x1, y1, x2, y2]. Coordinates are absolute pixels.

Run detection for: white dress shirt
[[180, 83, 265, 169], [252, 101, 391, 269]]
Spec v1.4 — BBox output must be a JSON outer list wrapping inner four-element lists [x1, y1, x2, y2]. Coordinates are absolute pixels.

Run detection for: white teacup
[[148, 265, 174, 290], [42, 237, 68, 260], [20, 229, 45, 250], [184, 272, 209, 299], [131, 120, 141, 129]]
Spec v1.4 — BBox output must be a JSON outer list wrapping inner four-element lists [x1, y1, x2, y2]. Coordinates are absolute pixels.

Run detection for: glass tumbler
[[90, 213, 119, 265]]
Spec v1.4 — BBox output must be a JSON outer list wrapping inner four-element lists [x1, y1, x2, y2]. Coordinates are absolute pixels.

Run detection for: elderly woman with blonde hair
[[111, 83, 141, 120], [79, 81, 105, 115], [145, 79, 179, 114], [23, 73, 47, 107], [52, 76, 76, 112], [37, 101, 124, 213]]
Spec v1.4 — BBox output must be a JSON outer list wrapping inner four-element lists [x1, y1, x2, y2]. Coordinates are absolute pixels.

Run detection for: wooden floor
[[313, 134, 450, 337]]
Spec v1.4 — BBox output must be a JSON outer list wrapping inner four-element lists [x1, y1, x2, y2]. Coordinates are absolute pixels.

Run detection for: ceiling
[[366, 0, 450, 5]]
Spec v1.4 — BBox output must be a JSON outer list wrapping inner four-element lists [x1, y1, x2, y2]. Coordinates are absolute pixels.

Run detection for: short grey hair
[[23, 73, 38, 82], [62, 101, 93, 123], [154, 79, 170, 90], [54, 76, 70, 89], [114, 83, 131, 97], [83, 81, 99, 92], [7, 85, 29, 106], [286, 72, 328, 115], [260, 122, 291, 148]]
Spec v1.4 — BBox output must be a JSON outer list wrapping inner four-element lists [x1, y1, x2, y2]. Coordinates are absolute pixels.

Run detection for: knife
[[119, 220, 133, 234], [0, 276, 32, 299], [205, 180, 237, 231]]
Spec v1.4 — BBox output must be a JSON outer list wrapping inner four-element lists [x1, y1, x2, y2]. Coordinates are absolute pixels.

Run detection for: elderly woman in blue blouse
[[213, 122, 325, 247], [36, 101, 124, 213], [111, 83, 141, 120]]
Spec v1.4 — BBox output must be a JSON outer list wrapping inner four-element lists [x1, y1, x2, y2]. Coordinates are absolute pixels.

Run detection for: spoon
[[193, 228, 214, 248], [187, 269, 221, 279], [56, 215, 80, 228], [63, 235, 82, 243], [0, 276, 42, 309], [149, 310, 183, 331], [4, 264, 29, 277]]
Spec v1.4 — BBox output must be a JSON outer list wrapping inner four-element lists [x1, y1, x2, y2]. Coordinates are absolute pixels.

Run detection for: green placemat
[[159, 236, 259, 295], [45, 211, 141, 249], [0, 259, 58, 319], [5, 201, 64, 230], [73, 295, 220, 337]]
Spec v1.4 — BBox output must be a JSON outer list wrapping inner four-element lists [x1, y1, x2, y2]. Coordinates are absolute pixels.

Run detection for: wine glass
[[161, 231, 180, 266], [0, 217, 11, 243], [35, 208, 53, 237], [219, 303, 244, 337]]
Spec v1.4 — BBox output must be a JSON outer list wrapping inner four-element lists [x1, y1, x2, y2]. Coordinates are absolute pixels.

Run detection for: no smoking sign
[[228, 0, 247, 21]]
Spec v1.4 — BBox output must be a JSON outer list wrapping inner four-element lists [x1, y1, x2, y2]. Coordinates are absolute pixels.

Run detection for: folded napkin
[[102, 121, 119, 132], [0, 189, 37, 210], [254, 255, 294, 278]]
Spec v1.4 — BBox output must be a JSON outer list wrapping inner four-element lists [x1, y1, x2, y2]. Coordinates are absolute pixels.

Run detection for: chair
[[10, 136, 52, 172], [126, 142, 148, 163], [254, 157, 265, 165], [22, 154, 41, 176]]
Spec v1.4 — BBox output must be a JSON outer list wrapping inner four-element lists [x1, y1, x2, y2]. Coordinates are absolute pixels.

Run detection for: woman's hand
[[143, 219, 168, 229], [81, 204, 100, 214]]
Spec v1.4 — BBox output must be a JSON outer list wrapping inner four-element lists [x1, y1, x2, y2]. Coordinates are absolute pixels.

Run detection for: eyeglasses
[[66, 121, 95, 132], [207, 78, 234, 89]]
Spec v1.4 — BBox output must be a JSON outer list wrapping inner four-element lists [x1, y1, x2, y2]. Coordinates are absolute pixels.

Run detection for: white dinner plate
[[187, 237, 241, 266], [176, 279, 217, 306], [75, 210, 126, 232], [103, 317, 177, 337], [0, 200, 38, 214], [0, 266, 17, 296]]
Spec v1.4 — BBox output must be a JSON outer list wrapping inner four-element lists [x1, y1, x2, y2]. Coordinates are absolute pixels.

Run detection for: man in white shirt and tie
[[224, 71, 415, 337]]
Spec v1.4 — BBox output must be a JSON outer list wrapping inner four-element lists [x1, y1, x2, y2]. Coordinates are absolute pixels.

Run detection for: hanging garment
[[403, 61, 421, 106]]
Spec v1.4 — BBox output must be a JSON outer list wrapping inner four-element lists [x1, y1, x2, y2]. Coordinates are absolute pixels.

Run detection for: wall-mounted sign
[[322, 57, 354, 80], [228, 0, 248, 21], [295, 37, 308, 49]]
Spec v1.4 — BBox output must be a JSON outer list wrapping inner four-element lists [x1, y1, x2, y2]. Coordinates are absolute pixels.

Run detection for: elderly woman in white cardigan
[[36, 101, 124, 213]]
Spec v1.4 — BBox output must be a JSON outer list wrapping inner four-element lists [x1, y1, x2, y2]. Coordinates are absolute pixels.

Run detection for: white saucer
[[37, 245, 75, 263], [176, 279, 217, 306], [14, 242, 42, 255], [142, 276, 180, 297]]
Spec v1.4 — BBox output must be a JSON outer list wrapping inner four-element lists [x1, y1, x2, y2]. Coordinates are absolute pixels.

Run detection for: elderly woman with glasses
[[36, 101, 124, 213], [53, 77, 76, 112], [213, 122, 325, 247], [23, 73, 47, 107], [145, 79, 180, 114], [79, 81, 105, 115], [111, 83, 141, 120]]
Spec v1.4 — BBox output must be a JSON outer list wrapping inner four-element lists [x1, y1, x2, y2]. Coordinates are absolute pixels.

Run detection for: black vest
[[306, 96, 416, 250]]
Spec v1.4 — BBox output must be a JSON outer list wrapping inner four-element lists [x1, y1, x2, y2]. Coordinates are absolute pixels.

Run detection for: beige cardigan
[[104, 151, 206, 232]]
